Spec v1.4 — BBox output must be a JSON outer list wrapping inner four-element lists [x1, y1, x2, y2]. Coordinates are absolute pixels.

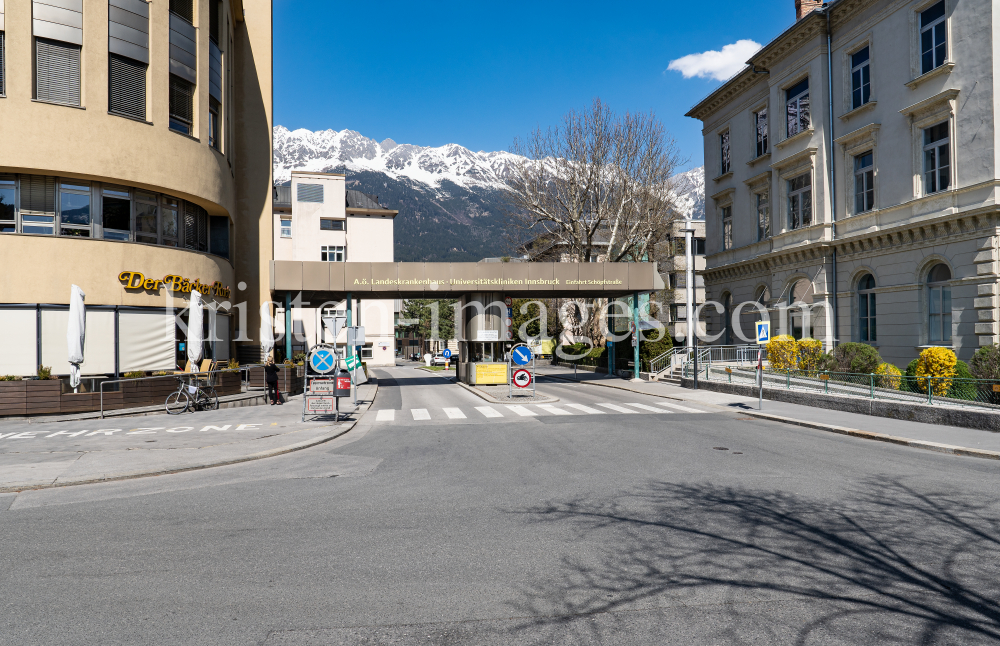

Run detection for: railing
[[651, 344, 766, 375], [273, 185, 291, 207], [695, 365, 1000, 410]]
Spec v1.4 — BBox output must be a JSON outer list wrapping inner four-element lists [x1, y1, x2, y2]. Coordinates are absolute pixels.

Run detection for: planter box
[[26, 380, 62, 415], [248, 366, 302, 395], [0, 381, 27, 416], [122, 377, 178, 409], [60, 392, 100, 414], [215, 371, 242, 396]]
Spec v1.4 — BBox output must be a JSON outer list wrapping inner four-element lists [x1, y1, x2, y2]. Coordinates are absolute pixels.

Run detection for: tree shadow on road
[[505, 478, 1000, 645]]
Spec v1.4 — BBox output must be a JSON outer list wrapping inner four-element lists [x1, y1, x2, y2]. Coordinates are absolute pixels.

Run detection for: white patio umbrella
[[187, 290, 204, 370], [67, 285, 86, 392], [260, 303, 275, 363]]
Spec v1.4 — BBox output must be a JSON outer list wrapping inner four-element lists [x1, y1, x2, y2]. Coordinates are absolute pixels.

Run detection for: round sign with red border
[[512, 369, 532, 388], [504, 297, 513, 307]]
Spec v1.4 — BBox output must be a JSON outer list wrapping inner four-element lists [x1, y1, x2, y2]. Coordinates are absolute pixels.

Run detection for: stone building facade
[[687, 0, 999, 368]]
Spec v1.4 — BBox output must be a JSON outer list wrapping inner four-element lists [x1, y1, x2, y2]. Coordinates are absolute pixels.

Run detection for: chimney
[[795, 0, 823, 19]]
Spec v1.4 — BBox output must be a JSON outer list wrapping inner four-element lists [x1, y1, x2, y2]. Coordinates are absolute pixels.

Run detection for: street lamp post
[[683, 220, 697, 389]]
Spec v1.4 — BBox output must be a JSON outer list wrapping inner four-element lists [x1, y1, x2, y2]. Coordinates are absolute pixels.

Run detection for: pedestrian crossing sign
[[756, 321, 770, 345]]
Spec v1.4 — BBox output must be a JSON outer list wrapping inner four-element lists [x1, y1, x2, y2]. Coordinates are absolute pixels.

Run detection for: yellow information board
[[475, 363, 508, 385]]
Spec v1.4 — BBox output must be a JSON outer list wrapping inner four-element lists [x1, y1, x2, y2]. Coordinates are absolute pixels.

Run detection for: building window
[[694, 238, 705, 255], [321, 245, 345, 262], [209, 98, 221, 150], [719, 131, 731, 175], [102, 186, 131, 241], [20, 175, 56, 235], [59, 181, 91, 237], [297, 184, 324, 203], [0, 32, 6, 96], [280, 218, 292, 238], [170, 0, 193, 22], [209, 215, 229, 259], [133, 191, 158, 244], [721, 206, 732, 251], [854, 151, 875, 213], [320, 219, 345, 231], [169, 76, 195, 135], [754, 108, 768, 157], [109, 54, 147, 121], [788, 279, 813, 340], [920, 1, 947, 75], [0, 176, 14, 233], [858, 273, 876, 343], [788, 173, 812, 230], [851, 46, 871, 110], [161, 197, 179, 247], [361, 345, 374, 360], [36, 38, 82, 106], [927, 263, 952, 344], [923, 122, 950, 194], [756, 191, 770, 240], [785, 78, 810, 138]]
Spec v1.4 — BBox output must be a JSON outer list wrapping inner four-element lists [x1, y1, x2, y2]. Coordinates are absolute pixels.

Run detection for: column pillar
[[633, 291, 640, 380]]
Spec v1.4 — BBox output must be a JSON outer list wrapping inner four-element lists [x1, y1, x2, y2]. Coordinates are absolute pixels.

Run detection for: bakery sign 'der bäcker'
[[118, 271, 232, 299]]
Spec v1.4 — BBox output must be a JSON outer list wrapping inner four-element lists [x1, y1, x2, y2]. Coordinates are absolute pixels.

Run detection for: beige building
[[657, 219, 707, 340], [688, 0, 999, 366], [0, 0, 272, 377], [272, 172, 398, 366]]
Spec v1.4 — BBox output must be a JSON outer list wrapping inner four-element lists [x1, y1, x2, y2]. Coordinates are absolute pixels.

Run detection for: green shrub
[[36, 365, 52, 380], [816, 352, 837, 372], [639, 332, 673, 370], [0, 375, 21, 381], [124, 370, 145, 379], [834, 343, 882, 375], [970, 345, 1000, 380], [948, 360, 977, 401]]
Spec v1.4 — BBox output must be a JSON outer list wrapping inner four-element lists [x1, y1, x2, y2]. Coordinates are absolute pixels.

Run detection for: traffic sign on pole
[[504, 296, 512, 307], [309, 348, 337, 374], [756, 321, 771, 345], [512, 369, 532, 388], [442, 349, 452, 359], [511, 345, 532, 365]]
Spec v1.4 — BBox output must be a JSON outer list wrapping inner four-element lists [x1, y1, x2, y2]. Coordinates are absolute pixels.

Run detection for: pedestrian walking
[[264, 358, 282, 405]]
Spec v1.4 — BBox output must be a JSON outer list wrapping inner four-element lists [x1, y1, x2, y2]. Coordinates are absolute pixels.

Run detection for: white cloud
[[667, 40, 763, 82]]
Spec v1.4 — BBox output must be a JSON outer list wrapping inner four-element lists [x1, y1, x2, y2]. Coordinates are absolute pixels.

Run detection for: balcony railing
[[273, 185, 291, 208]]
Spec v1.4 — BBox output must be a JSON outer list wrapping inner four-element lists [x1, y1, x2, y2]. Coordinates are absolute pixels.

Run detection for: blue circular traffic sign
[[511, 345, 532, 366], [442, 349, 452, 359], [309, 348, 337, 374]]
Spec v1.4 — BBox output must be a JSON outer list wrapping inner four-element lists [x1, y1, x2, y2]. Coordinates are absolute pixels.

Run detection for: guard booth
[[267, 261, 665, 385]]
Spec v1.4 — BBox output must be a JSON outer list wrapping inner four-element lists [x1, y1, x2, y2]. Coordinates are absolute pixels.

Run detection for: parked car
[[431, 354, 449, 366]]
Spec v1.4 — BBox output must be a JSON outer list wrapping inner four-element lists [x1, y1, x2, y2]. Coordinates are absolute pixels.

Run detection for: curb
[[540, 369, 1000, 462], [455, 380, 559, 404], [0, 382, 379, 493], [740, 410, 1000, 461]]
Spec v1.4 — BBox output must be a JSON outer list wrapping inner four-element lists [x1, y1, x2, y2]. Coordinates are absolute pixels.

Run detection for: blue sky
[[274, 1, 795, 171]]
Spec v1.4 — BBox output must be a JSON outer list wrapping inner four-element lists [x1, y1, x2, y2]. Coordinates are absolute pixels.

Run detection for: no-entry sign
[[512, 368, 532, 388]]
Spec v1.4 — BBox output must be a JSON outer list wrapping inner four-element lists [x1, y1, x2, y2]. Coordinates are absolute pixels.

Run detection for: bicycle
[[165, 375, 219, 414]]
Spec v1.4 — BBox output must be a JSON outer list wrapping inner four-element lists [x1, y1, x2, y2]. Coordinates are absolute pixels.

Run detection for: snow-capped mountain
[[273, 126, 705, 261]]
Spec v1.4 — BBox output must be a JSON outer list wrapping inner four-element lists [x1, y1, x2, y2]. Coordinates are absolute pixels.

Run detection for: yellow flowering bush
[[875, 362, 902, 390], [914, 346, 957, 395], [797, 338, 824, 374], [766, 335, 799, 372]]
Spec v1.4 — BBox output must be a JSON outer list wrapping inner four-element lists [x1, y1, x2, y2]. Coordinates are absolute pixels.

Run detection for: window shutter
[[297, 184, 324, 203], [36, 38, 81, 106], [197, 205, 208, 251], [169, 75, 194, 126], [22, 176, 56, 213], [0, 32, 5, 96], [169, 0, 193, 22], [183, 202, 197, 250], [109, 54, 147, 120]]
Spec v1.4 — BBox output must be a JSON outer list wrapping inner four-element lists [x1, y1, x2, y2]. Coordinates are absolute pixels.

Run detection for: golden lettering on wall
[[118, 271, 232, 299]]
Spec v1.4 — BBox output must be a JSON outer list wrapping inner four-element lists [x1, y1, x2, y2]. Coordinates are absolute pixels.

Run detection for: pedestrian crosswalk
[[372, 400, 706, 422]]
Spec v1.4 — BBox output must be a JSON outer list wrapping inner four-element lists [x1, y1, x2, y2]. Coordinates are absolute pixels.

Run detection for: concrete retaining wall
[[682, 378, 1000, 432]]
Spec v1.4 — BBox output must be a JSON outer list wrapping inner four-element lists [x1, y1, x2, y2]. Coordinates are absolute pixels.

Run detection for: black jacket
[[264, 364, 280, 384]]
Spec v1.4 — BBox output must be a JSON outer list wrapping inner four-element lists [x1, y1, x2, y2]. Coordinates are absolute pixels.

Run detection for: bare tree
[[503, 98, 684, 263]]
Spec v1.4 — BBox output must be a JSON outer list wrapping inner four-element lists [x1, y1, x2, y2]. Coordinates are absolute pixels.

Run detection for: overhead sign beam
[[270, 261, 665, 298]]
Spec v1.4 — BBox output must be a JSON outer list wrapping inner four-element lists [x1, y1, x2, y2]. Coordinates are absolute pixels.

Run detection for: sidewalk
[[535, 365, 1000, 458], [0, 382, 378, 493]]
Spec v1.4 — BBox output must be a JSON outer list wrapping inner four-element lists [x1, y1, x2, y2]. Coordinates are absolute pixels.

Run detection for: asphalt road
[[2, 363, 999, 645]]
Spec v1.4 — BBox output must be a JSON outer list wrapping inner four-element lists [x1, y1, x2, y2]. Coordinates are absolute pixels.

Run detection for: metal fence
[[649, 344, 766, 375], [690, 364, 1000, 410]]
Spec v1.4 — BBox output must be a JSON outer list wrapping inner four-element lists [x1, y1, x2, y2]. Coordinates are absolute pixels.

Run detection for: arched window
[[858, 274, 876, 343], [927, 263, 952, 344], [788, 279, 813, 340]]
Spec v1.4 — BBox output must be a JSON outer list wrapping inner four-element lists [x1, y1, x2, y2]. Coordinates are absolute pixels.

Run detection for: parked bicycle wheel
[[196, 386, 219, 411], [165, 390, 190, 415]]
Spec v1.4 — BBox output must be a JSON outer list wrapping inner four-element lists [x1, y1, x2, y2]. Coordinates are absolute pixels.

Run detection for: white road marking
[[596, 403, 636, 414], [444, 407, 467, 419], [506, 405, 538, 417], [411, 408, 431, 420], [376, 409, 395, 421], [654, 401, 704, 413], [476, 406, 503, 418], [537, 404, 573, 416], [565, 403, 604, 414], [625, 402, 671, 413]]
